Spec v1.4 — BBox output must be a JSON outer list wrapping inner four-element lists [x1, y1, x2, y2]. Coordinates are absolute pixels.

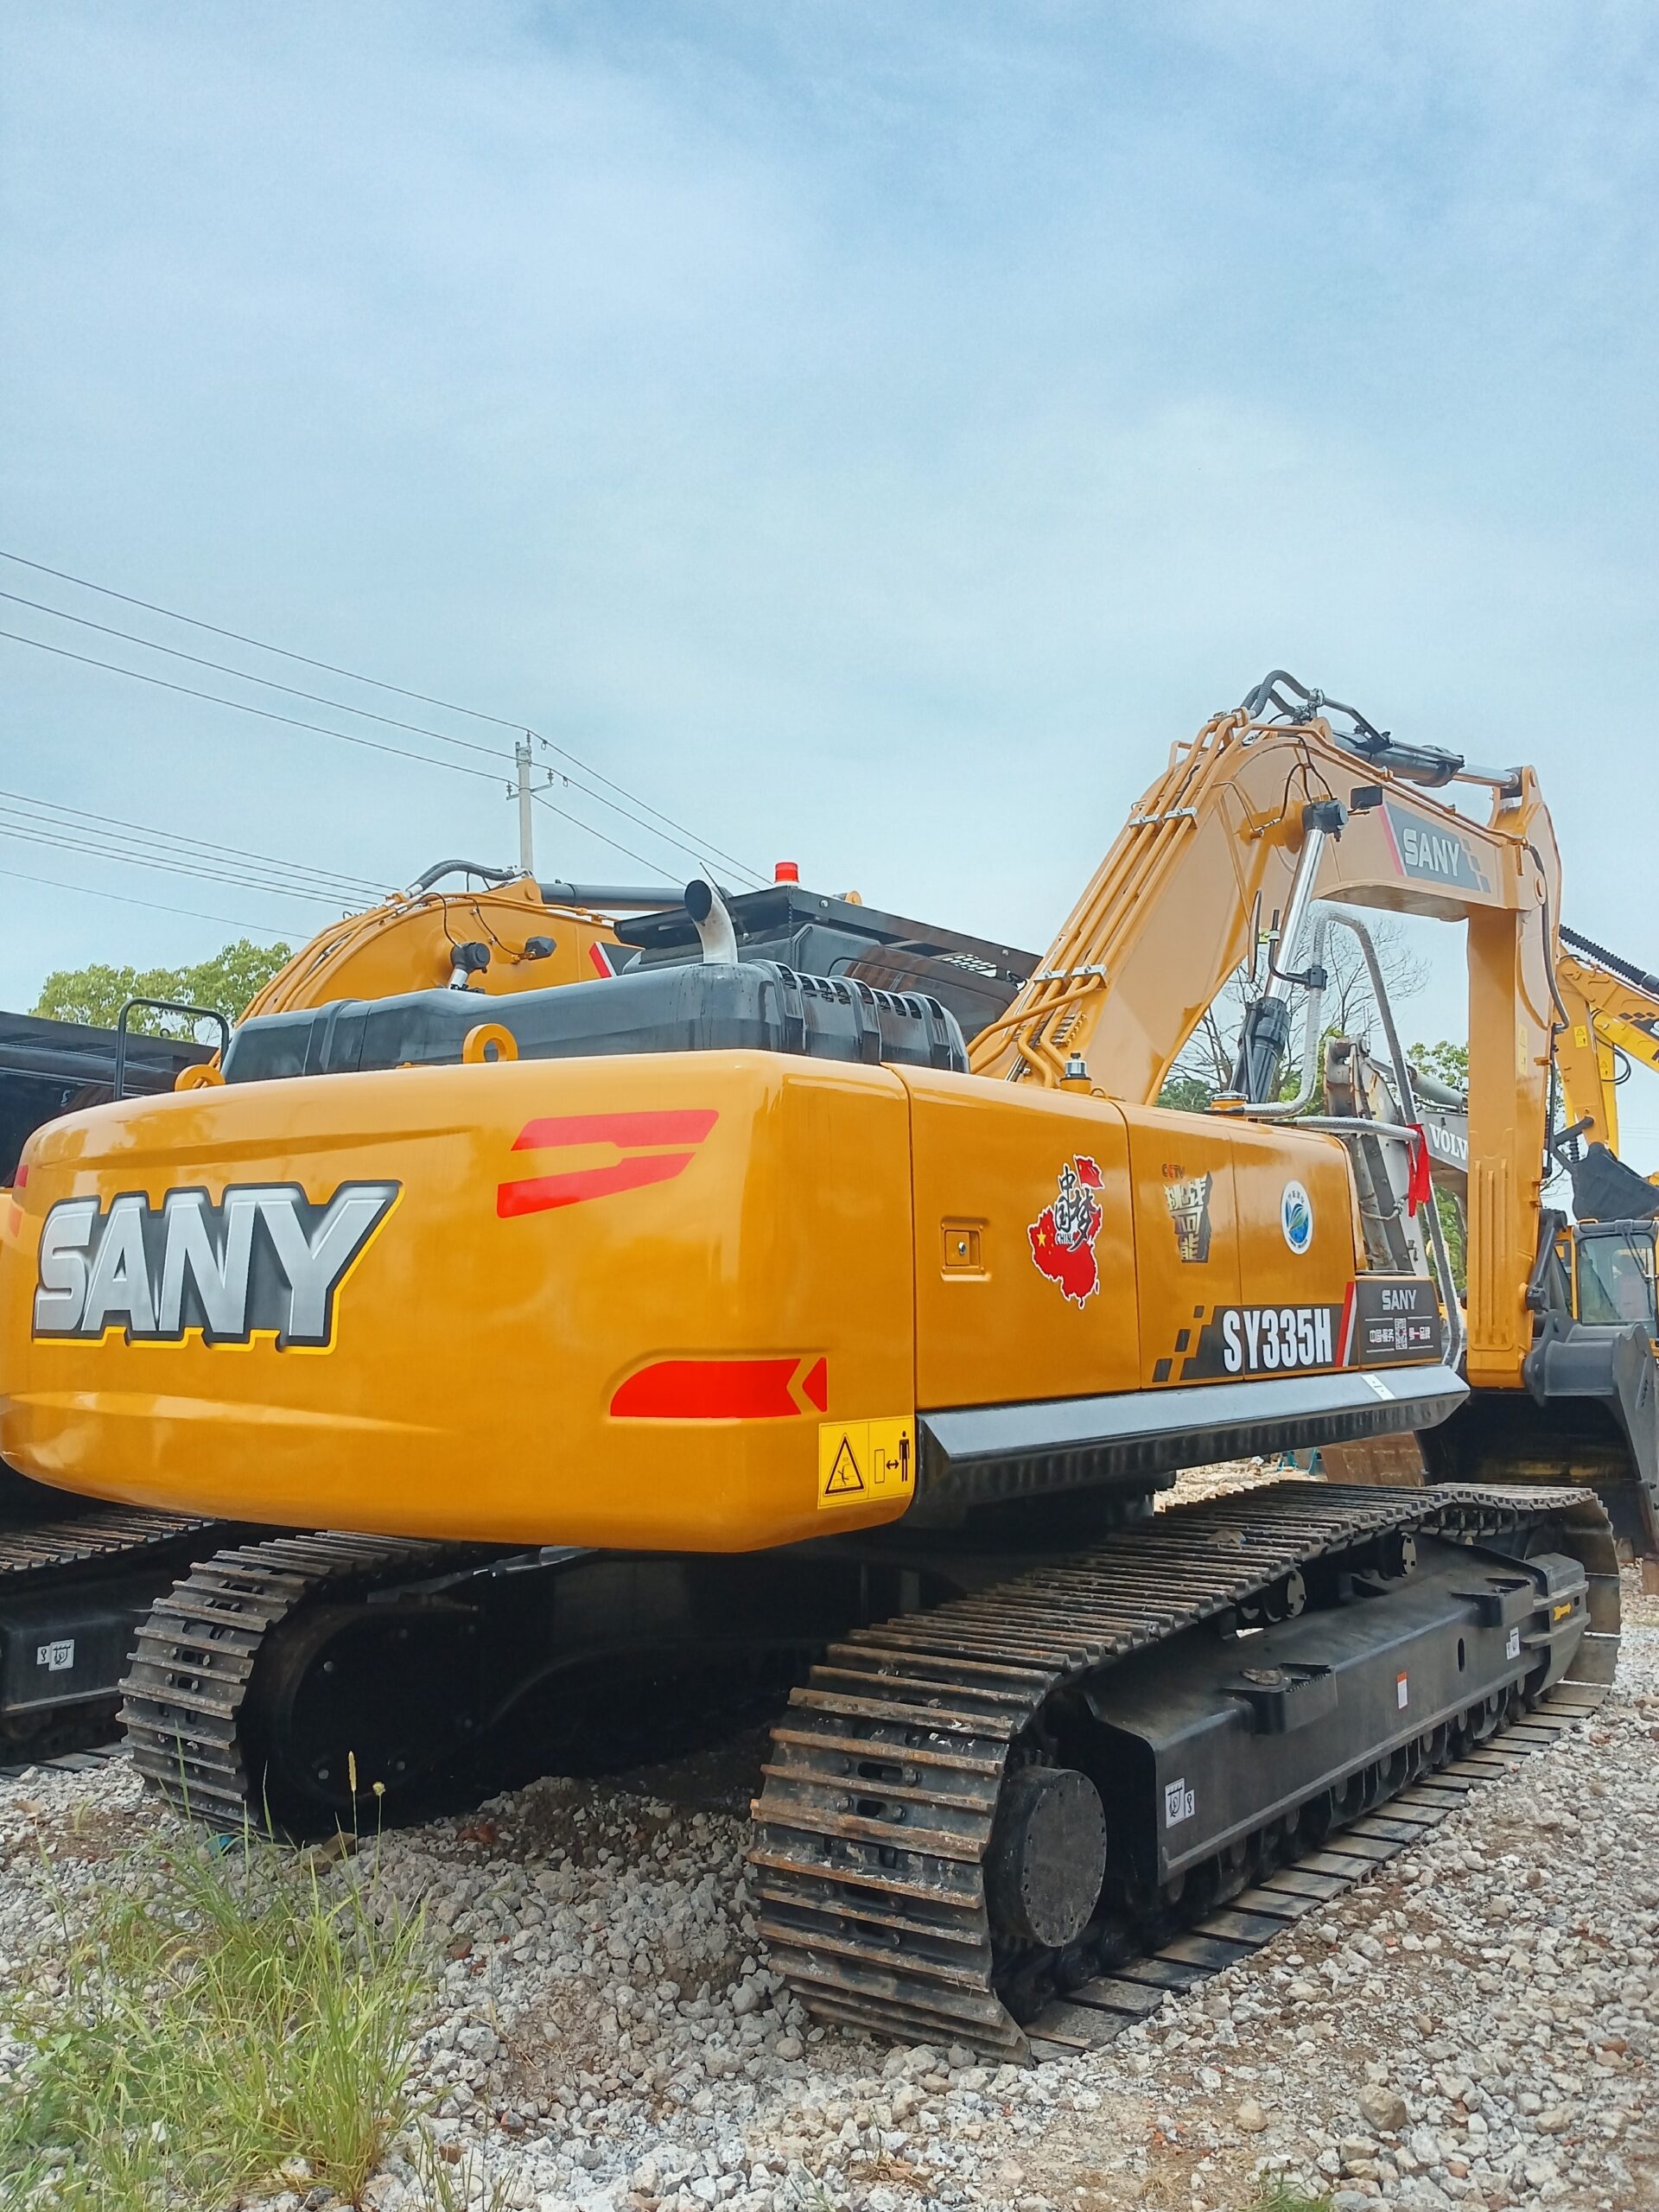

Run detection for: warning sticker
[[817, 1416, 915, 1511]]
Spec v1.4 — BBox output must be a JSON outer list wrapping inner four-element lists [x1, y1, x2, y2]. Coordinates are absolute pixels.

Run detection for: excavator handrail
[[112, 999, 230, 1101]]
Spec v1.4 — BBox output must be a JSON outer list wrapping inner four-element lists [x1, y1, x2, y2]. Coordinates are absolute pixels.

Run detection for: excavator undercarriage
[[117, 1475, 1616, 2058]]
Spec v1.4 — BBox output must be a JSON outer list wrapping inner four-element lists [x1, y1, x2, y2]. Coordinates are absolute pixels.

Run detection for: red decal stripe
[[498, 1150, 697, 1217], [801, 1356, 829, 1412], [1338, 1280, 1357, 1364], [512, 1109, 718, 1153], [588, 941, 616, 977], [611, 1358, 807, 1421]]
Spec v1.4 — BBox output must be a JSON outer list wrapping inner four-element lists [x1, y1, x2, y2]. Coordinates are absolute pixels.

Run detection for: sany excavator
[[0, 681, 1632, 2060], [0, 863, 1033, 1761]]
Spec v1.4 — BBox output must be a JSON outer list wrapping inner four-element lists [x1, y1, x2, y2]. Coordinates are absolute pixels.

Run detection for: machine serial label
[[32, 1182, 400, 1351], [1346, 1277, 1442, 1366], [1177, 1303, 1343, 1380], [36, 1639, 74, 1672], [817, 1417, 915, 1510], [1164, 1777, 1196, 1827]]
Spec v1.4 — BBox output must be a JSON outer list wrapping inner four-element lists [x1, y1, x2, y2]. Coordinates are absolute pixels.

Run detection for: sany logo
[[32, 1183, 398, 1350], [497, 1109, 719, 1217], [1380, 800, 1491, 897]]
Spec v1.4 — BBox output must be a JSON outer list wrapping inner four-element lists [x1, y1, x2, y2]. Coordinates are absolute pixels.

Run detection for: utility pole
[[514, 735, 535, 876]]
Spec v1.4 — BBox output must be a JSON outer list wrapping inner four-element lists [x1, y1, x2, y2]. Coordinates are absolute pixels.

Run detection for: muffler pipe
[[685, 879, 739, 965]]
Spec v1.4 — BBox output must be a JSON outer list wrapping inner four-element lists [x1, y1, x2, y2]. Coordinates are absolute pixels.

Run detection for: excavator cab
[[1572, 1220, 1659, 1333]]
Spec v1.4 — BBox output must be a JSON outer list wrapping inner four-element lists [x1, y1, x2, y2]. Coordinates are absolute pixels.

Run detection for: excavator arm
[[237, 862, 625, 1020], [1554, 927, 1659, 1167], [970, 685, 1560, 1395], [969, 679, 1656, 1549]]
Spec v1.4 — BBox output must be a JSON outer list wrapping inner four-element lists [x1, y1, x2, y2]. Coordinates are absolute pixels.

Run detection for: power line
[[0, 549, 769, 885], [0, 547, 536, 729], [0, 589, 510, 765], [526, 787, 668, 871], [531, 739, 765, 885], [0, 861, 293, 939], [3, 587, 761, 880], [0, 817, 362, 909], [0, 787, 388, 904], [0, 629, 507, 786]]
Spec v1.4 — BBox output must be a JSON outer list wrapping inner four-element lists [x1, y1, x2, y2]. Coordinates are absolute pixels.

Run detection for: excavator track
[[121, 1531, 476, 1824], [0, 1509, 229, 1760], [752, 1481, 1620, 2059]]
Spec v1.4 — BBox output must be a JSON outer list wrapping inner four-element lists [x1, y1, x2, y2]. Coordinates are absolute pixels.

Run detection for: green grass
[[1248, 2178, 1334, 2212], [0, 1824, 430, 2211]]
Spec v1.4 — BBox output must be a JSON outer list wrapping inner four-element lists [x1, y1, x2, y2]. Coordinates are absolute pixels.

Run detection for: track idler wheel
[[986, 1764, 1108, 1949]]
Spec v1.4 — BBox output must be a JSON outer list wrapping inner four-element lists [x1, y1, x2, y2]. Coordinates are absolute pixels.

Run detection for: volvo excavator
[[0, 678, 1636, 2060]]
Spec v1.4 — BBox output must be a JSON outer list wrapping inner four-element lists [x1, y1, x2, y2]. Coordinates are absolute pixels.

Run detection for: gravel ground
[[0, 1470, 1654, 2212]]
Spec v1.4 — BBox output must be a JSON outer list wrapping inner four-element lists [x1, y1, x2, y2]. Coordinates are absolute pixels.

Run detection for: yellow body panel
[[1, 1055, 913, 1549], [907, 1071, 1140, 1409], [0, 1052, 1372, 1551]]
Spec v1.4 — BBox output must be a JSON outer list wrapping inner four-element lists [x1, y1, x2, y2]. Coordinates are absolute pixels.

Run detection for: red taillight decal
[[499, 1150, 698, 1217], [611, 1357, 808, 1421], [498, 1108, 719, 1217], [511, 1110, 717, 1153], [13, 1163, 28, 1191]]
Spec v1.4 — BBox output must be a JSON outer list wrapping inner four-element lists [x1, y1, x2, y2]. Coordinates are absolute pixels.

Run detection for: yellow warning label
[[817, 1415, 916, 1510]]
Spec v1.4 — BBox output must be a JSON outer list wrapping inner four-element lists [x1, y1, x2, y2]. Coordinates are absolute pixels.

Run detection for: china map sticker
[[1029, 1155, 1104, 1306]]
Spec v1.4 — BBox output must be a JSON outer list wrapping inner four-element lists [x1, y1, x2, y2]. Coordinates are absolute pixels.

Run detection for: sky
[[3, 3, 1656, 1163]]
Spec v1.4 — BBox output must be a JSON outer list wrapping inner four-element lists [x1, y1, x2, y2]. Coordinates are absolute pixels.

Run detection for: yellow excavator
[[0, 679, 1634, 2060], [0, 861, 1034, 1762], [1553, 926, 1659, 1217]]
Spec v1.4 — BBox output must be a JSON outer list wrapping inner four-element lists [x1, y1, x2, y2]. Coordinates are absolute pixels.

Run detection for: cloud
[[0, 0, 1654, 1136]]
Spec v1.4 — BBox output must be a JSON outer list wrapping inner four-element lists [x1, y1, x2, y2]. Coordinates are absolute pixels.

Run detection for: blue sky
[[3, 3, 1656, 1156]]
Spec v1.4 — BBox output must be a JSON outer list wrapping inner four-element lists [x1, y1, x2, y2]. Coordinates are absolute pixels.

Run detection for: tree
[[1156, 1070, 1218, 1114], [33, 938, 294, 1037], [1163, 914, 1429, 1107], [1408, 1039, 1469, 1096]]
